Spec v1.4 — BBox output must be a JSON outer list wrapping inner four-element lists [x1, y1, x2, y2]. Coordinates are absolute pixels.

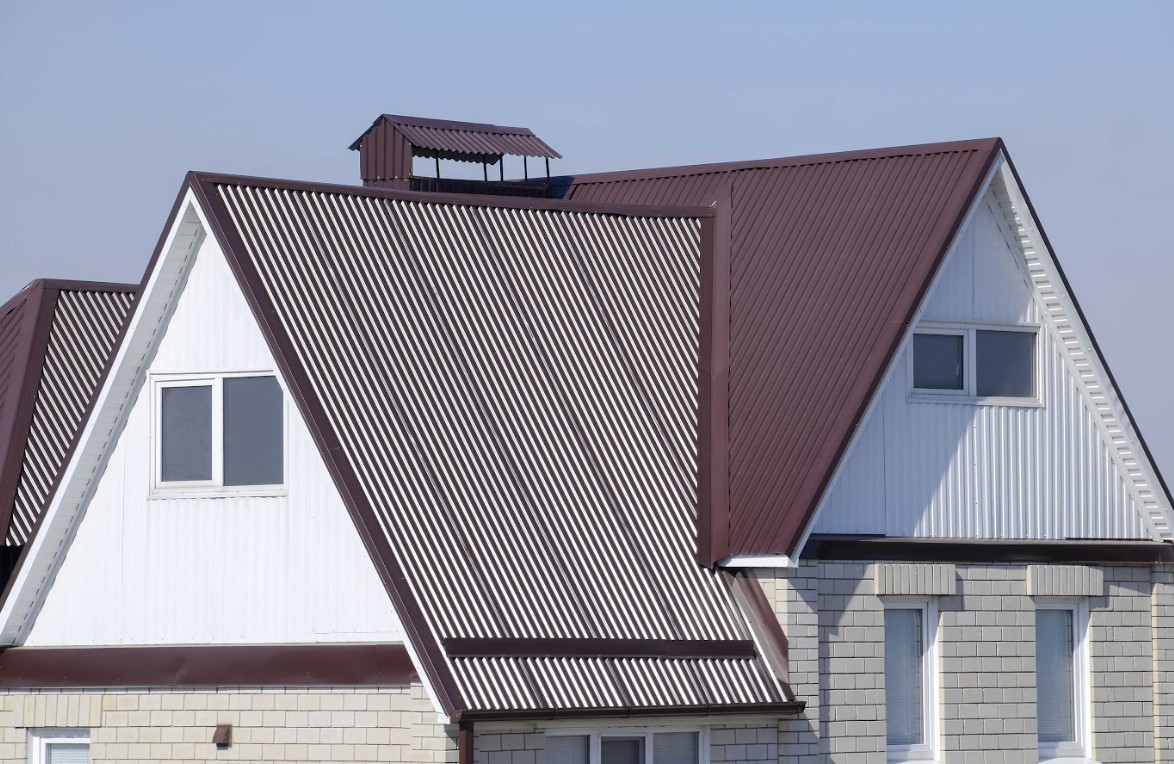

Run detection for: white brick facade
[[761, 560, 1174, 763]]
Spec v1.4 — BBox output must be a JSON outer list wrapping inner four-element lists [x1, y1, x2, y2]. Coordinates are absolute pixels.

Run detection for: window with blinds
[[883, 599, 937, 762], [28, 731, 90, 764], [1035, 602, 1088, 759], [885, 608, 924, 746], [547, 731, 701, 764], [45, 744, 89, 764]]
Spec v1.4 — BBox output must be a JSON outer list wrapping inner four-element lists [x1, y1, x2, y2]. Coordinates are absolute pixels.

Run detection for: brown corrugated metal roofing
[[187, 174, 789, 715], [350, 114, 561, 161], [0, 281, 135, 548], [567, 139, 1002, 560]]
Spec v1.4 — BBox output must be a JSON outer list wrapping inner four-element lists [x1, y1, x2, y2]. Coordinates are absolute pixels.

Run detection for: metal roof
[[566, 140, 1002, 560], [189, 174, 789, 715], [349, 114, 562, 162], [0, 282, 135, 547]]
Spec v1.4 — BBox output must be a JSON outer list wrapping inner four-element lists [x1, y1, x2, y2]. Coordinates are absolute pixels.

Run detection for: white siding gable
[[811, 186, 1160, 541], [22, 232, 403, 646]]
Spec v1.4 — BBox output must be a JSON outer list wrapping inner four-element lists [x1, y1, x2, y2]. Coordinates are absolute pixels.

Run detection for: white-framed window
[[546, 728, 707, 764], [151, 372, 286, 497], [1035, 599, 1091, 762], [883, 598, 939, 763], [910, 322, 1039, 404], [28, 729, 89, 764]]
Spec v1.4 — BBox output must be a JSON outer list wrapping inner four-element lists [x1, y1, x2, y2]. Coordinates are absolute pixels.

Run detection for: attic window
[[911, 324, 1038, 403], [153, 373, 284, 495]]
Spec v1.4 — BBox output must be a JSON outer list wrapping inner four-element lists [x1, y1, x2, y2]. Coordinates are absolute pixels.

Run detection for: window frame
[[1034, 599, 1092, 762], [150, 371, 288, 499], [545, 727, 709, 764], [909, 321, 1041, 407], [882, 597, 939, 764], [28, 728, 90, 764]]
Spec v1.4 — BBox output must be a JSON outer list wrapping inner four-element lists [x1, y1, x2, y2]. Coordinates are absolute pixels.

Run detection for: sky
[[1, 1, 1172, 477]]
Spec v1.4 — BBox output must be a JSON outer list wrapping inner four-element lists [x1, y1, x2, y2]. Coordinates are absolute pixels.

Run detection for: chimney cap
[[349, 114, 562, 163]]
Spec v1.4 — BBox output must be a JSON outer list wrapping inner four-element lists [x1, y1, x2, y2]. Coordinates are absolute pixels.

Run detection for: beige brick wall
[[0, 684, 455, 764], [1153, 567, 1174, 763], [761, 560, 1171, 764], [1091, 566, 1154, 763]]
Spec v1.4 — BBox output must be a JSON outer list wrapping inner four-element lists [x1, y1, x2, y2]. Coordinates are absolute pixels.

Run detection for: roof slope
[[0, 282, 135, 548], [566, 140, 1002, 558], [189, 175, 788, 714]]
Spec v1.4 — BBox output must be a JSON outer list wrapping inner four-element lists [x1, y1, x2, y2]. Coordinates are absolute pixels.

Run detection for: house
[[0, 115, 1169, 764]]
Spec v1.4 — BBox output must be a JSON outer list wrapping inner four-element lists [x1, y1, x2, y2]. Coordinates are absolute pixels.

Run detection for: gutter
[[454, 700, 805, 723]]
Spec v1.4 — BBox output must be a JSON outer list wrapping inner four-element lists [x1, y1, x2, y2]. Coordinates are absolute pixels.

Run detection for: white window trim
[[908, 321, 1041, 407], [150, 371, 288, 499], [1035, 599, 1092, 763], [545, 727, 709, 764], [882, 597, 939, 764], [28, 728, 89, 764]]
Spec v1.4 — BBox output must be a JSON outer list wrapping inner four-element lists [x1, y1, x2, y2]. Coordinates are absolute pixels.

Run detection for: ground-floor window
[[1035, 599, 1090, 761], [883, 598, 939, 763], [547, 729, 704, 764], [28, 730, 89, 764]]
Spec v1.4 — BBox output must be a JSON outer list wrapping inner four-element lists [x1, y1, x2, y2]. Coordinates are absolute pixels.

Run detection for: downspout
[[459, 720, 474, 764]]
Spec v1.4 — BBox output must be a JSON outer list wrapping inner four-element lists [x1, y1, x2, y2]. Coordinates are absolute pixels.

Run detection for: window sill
[[150, 486, 287, 500], [1039, 757, 1099, 764], [908, 393, 1042, 408]]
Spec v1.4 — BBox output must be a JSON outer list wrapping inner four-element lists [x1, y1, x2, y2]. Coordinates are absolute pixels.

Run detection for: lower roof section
[[449, 654, 789, 713]]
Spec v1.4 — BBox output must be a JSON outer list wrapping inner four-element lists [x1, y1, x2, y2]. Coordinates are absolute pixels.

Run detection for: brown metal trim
[[443, 638, 757, 660], [459, 700, 805, 722], [803, 536, 1174, 564], [725, 573, 794, 701], [0, 282, 55, 538], [191, 171, 714, 220], [0, 644, 416, 688], [999, 149, 1174, 522], [782, 140, 1003, 557], [698, 183, 732, 566], [32, 279, 138, 294], [188, 175, 465, 716], [570, 138, 1001, 187]]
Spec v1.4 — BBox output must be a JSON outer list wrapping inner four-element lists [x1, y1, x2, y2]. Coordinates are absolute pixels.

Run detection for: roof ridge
[[186, 171, 717, 220], [569, 137, 1002, 187]]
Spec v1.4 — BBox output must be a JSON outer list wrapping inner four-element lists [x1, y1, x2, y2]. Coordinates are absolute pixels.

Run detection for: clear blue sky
[[2, 1, 1172, 476]]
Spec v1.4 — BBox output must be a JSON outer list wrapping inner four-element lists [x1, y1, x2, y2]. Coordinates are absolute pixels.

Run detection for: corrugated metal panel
[[211, 180, 785, 710], [812, 198, 1155, 541], [569, 141, 1002, 556], [352, 114, 561, 160], [6, 288, 133, 545], [0, 287, 39, 503], [22, 235, 403, 646]]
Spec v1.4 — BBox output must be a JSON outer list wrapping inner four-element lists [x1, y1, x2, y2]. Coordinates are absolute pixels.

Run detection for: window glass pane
[[653, 732, 698, 764], [913, 334, 964, 390], [1037, 609, 1077, 744], [602, 737, 645, 764], [161, 385, 212, 482], [547, 736, 589, 764], [224, 376, 284, 486], [885, 608, 924, 746], [47, 743, 90, 764], [976, 330, 1035, 397]]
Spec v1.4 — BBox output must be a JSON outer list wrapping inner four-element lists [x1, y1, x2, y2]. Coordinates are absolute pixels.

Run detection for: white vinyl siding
[[20, 233, 403, 647], [810, 194, 1158, 542]]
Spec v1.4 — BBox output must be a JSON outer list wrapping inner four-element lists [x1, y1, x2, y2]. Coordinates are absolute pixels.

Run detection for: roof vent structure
[[349, 114, 562, 198]]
